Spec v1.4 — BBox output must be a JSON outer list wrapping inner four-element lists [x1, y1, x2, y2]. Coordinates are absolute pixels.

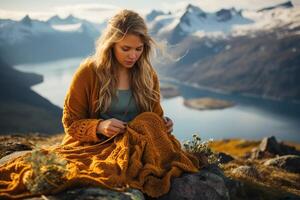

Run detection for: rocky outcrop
[[231, 165, 261, 179], [217, 152, 234, 164], [23, 187, 144, 200], [251, 136, 300, 159], [1, 135, 300, 199], [263, 155, 300, 174], [0, 135, 33, 158], [156, 164, 242, 200], [0, 135, 242, 200]]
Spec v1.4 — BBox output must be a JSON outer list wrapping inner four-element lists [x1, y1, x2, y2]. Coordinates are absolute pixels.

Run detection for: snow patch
[[51, 23, 82, 32]]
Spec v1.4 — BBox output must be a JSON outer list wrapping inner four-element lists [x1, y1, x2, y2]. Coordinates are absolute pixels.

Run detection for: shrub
[[23, 148, 68, 194], [183, 134, 220, 166]]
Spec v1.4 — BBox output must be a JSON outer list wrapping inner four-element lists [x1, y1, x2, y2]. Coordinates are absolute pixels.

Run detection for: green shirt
[[99, 89, 140, 122]]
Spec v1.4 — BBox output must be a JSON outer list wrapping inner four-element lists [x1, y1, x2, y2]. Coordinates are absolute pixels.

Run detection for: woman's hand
[[164, 116, 173, 134], [97, 118, 127, 138]]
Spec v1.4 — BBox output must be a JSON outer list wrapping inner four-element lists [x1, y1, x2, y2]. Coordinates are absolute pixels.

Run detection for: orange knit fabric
[[0, 61, 200, 199]]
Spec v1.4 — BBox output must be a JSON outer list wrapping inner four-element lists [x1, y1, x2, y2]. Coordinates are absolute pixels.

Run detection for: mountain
[[146, 10, 166, 22], [47, 14, 82, 25], [0, 15, 102, 65], [153, 3, 300, 102], [46, 14, 103, 37], [258, 1, 293, 12], [147, 3, 253, 44], [0, 57, 63, 134]]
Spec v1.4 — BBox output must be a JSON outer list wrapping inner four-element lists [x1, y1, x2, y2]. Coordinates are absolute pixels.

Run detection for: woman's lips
[[125, 61, 135, 65]]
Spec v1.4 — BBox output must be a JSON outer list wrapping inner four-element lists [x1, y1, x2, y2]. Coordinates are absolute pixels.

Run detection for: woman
[[0, 9, 200, 199], [61, 9, 172, 145]]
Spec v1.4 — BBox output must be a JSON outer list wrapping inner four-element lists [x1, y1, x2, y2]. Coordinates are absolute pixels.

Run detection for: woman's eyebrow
[[122, 45, 144, 48]]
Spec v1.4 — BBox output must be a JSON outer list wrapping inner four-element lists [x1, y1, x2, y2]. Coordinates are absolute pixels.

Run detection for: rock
[[263, 155, 300, 174], [0, 135, 33, 158], [155, 164, 242, 200], [251, 136, 300, 159], [0, 150, 32, 165], [259, 136, 282, 154], [231, 165, 260, 179], [190, 152, 209, 167], [217, 152, 234, 164], [24, 187, 144, 200]]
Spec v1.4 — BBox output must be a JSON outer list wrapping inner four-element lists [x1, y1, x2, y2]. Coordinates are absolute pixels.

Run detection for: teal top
[[99, 89, 140, 122]]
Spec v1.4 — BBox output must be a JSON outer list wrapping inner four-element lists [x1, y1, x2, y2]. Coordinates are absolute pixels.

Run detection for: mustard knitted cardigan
[[0, 62, 200, 199]]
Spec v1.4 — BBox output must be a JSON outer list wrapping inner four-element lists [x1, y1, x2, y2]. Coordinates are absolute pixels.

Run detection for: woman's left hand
[[164, 116, 173, 134]]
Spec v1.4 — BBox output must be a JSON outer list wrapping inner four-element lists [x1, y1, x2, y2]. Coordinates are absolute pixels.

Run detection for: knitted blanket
[[0, 112, 200, 199]]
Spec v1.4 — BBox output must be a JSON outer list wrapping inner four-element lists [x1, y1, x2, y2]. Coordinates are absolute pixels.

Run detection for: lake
[[14, 57, 300, 143]]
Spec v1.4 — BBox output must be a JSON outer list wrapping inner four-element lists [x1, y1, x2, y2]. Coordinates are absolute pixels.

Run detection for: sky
[[0, 0, 299, 23]]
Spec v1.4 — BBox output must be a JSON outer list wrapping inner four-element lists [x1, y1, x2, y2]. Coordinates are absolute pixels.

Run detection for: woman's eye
[[136, 48, 143, 51], [122, 48, 129, 51]]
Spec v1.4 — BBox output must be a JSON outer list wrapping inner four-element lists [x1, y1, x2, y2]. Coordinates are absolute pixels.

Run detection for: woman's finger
[[107, 127, 124, 135], [112, 122, 126, 129], [166, 120, 173, 127], [163, 116, 169, 123]]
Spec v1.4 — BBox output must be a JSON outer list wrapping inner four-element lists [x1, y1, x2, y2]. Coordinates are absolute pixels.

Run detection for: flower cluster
[[183, 134, 220, 166], [23, 148, 68, 194]]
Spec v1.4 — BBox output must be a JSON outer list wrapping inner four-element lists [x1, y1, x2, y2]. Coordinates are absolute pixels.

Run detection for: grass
[[210, 138, 300, 197], [209, 139, 260, 157]]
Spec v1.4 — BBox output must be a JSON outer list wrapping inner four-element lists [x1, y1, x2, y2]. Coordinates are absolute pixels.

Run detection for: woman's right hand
[[97, 118, 127, 138]]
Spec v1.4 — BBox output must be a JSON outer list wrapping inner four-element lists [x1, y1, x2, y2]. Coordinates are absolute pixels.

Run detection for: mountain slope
[[0, 58, 63, 134], [0, 15, 101, 65], [147, 3, 253, 44], [154, 3, 300, 102]]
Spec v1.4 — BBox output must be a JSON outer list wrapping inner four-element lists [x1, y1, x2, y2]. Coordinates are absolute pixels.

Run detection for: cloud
[[54, 3, 119, 13], [0, 3, 121, 23], [0, 1, 298, 23], [0, 9, 55, 21], [53, 3, 120, 23]]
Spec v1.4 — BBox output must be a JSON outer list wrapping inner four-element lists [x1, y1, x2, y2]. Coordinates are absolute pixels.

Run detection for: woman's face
[[113, 34, 144, 69]]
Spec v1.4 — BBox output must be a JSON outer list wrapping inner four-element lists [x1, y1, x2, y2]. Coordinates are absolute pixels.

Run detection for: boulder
[[231, 165, 260, 179], [23, 187, 144, 200], [155, 164, 241, 200], [251, 136, 300, 159], [263, 155, 300, 174], [217, 152, 234, 164], [0, 135, 33, 158]]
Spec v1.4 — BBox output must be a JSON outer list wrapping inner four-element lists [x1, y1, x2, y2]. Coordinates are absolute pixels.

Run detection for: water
[[14, 57, 300, 143]]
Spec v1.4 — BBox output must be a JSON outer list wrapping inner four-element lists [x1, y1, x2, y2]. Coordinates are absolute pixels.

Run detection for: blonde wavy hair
[[83, 9, 160, 114]]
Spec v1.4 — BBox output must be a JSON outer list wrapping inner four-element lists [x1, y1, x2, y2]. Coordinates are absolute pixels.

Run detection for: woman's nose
[[128, 52, 137, 59]]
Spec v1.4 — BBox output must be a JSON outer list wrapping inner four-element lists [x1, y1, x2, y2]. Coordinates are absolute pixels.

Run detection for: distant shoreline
[[160, 76, 300, 105]]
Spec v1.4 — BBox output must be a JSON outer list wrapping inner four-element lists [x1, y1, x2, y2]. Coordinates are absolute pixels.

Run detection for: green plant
[[23, 148, 68, 194], [183, 134, 220, 166]]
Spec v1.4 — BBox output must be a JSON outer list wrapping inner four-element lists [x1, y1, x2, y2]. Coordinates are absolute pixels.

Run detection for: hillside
[[153, 2, 300, 102], [0, 58, 63, 134]]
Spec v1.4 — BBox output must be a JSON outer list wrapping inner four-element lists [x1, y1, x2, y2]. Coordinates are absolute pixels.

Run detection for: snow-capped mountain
[[47, 14, 82, 25], [232, 2, 299, 36], [0, 15, 56, 44], [258, 1, 293, 12], [146, 10, 166, 22], [46, 14, 104, 38], [147, 1, 299, 44], [0, 15, 103, 64], [155, 1, 300, 103], [147, 4, 253, 43]]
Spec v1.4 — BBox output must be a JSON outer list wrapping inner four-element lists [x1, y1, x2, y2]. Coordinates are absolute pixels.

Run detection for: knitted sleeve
[[62, 64, 101, 143], [152, 72, 164, 118]]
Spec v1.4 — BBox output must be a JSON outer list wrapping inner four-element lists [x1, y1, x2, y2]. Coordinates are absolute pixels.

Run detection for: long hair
[[84, 9, 160, 114]]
